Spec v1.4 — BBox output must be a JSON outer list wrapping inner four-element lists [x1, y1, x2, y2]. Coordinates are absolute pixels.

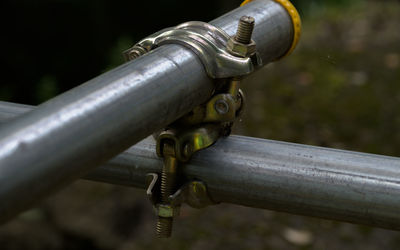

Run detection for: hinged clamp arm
[[123, 21, 262, 78]]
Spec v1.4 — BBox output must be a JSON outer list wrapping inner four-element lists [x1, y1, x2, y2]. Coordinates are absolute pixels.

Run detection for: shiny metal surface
[[211, 0, 293, 64], [94, 137, 400, 231], [0, 0, 294, 222], [0, 102, 33, 123], [1, 101, 400, 230], [0, 45, 213, 223], [125, 21, 261, 78]]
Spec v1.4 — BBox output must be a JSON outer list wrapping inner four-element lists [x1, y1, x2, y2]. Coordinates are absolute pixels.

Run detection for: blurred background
[[1, 0, 400, 249]]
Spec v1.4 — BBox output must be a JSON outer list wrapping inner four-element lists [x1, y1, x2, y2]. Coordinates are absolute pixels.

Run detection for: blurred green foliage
[[237, 0, 400, 157]]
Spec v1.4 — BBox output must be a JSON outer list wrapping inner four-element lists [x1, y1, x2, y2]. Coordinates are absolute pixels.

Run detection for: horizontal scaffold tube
[[1, 101, 400, 230], [0, 0, 294, 223]]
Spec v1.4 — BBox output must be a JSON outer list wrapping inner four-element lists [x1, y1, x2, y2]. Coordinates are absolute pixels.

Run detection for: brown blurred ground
[[1, 1, 400, 249]]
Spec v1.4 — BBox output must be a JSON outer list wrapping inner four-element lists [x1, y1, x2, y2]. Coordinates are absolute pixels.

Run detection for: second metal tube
[[2, 101, 400, 230]]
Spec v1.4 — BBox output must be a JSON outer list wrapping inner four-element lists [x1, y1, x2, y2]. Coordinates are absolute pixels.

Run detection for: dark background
[[1, 0, 400, 249], [1, 0, 343, 105], [1, 0, 240, 104]]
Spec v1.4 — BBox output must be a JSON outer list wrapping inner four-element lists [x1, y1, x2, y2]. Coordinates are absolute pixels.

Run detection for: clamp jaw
[[124, 16, 258, 238], [123, 21, 262, 78]]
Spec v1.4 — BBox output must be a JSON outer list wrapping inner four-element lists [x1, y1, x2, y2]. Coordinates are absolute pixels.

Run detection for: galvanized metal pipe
[[103, 137, 400, 230], [0, 0, 294, 222], [1, 101, 400, 230]]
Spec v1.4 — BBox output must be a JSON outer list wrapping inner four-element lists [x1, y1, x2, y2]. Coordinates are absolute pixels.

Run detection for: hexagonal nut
[[156, 204, 180, 218], [227, 38, 256, 58]]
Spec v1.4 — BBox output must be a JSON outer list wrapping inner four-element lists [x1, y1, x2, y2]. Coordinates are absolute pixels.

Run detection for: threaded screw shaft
[[235, 16, 255, 44], [160, 164, 176, 203], [156, 142, 177, 238], [156, 217, 173, 238]]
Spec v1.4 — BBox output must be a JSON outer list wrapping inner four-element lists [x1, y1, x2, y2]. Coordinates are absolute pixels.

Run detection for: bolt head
[[128, 51, 141, 60], [214, 99, 229, 115], [183, 143, 193, 158], [240, 16, 255, 25], [124, 46, 148, 61], [227, 38, 256, 58]]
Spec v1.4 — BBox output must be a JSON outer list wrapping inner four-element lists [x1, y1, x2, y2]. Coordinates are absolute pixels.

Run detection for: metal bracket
[[132, 16, 257, 238], [156, 124, 222, 162], [123, 21, 262, 78], [146, 173, 217, 210]]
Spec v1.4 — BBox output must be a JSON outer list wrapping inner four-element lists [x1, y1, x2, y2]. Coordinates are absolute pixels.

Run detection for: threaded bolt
[[160, 159, 176, 203], [156, 142, 177, 238], [235, 16, 255, 44], [156, 217, 173, 238]]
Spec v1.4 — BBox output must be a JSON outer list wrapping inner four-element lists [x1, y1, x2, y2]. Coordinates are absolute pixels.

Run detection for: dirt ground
[[1, 1, 400, 249]]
